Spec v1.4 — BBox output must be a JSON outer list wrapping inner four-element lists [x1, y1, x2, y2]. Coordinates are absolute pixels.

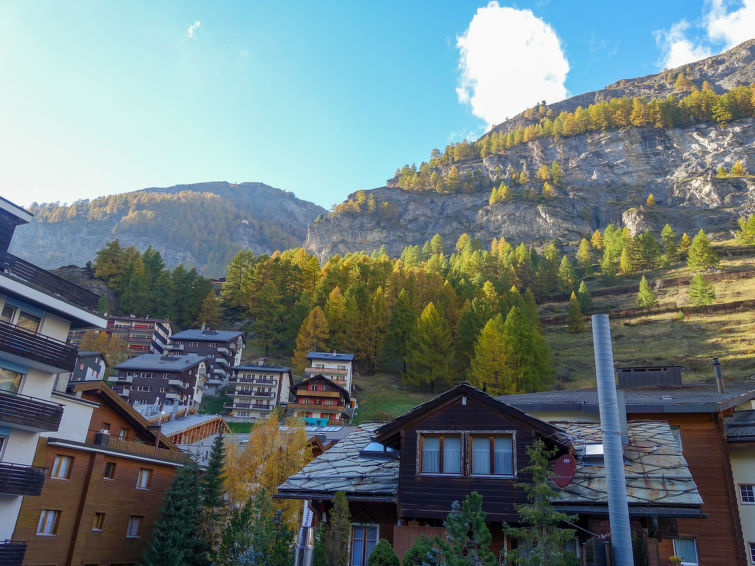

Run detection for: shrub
[[402, 535, 436, 566], [367, 539, 399, 566]]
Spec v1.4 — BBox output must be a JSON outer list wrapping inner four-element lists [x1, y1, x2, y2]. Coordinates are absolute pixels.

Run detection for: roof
[[295, 374, 351, 401], [726, 410, 755, 442], [77, 351, 104, 358], [552, 420, 703, 515], [233, 364, 290, 373], [499, 381, 755, 414], [114, 353, 207, 372], [375, 382, 569, 450], [170, 328, 245, 343], [109, 315, 171, 324], [277, 423, 398, 502], [306, 351, 354, 362], [0, 196, 33, 223], [158, 413, 227, 437]]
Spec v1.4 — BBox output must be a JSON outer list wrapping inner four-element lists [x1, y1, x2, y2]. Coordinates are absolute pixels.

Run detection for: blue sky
[[0, 1, 752, 210]]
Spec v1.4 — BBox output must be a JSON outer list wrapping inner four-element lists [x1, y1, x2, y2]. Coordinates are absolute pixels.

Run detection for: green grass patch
[[226, 421, 254, 434], [199, 387, 229, 414], [352, 373, 434, 425]]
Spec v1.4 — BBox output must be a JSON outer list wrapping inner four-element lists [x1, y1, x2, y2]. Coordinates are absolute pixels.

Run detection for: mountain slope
[[11, 182, 326, 275]]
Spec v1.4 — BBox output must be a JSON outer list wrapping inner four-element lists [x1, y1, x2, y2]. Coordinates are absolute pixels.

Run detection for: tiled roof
[[553, 420, 702, 509], [278, 423, 398, 500], [306, 351, 354, 361], [499, 382, 755, 413], [114, 353, 207, 372], [170, 329, 245, 342], [726, 410, 755, 441], [159, 413, 225, 436]]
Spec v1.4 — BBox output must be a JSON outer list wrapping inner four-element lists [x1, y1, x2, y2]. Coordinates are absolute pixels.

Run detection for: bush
[[402, 535, 436, 566], [367, 539, 399, 566]]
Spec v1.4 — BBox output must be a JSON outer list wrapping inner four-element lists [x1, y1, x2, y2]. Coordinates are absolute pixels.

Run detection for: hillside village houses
[[68, 314, 173, 358], [226, 360, 293, 420]]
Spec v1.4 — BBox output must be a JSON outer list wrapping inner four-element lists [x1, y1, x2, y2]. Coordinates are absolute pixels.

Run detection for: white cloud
[[456, 1, 569, 127], [655, 0, 755, 69], [186, 20, 201, 39]]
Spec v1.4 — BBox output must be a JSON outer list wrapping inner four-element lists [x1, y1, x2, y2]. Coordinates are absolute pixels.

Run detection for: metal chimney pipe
[[592, 314, 634, 566], [713, 358, 726, 393]]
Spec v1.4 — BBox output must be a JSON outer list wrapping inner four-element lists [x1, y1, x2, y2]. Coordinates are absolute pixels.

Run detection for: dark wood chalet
[[290, 374, 353, 426]]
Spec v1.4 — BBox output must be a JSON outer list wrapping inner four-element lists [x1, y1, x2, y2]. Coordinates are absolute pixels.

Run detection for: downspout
[[591, 314, 634, 566]]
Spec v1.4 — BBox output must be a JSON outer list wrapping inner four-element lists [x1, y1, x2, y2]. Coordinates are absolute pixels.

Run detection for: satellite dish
[[551, 454, 577, 488]]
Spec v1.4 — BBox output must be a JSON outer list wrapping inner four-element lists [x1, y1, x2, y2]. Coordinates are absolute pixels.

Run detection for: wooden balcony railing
[[0, 249, 100, 311], [305, 367, 348, 376], [295, 390, 341, 398], [0, 390, 63, 432], [288, 402, 346, 410], [0, 540, 27, 566], [86, 431, 188, 464], [0, 319, 77, 373], [0, 461, 46, 496]]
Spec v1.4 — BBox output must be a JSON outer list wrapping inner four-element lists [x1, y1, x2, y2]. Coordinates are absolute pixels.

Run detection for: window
[[0, 304, 16, 323], [101, 422, 111, 432], [92, 512, 106, 531], [470, 435, 514, 476], [36, 509, 60, 535], [741, 485, 755, 504], [126, 515, 143, 538], [50, 455, 73, 479], [672, 538, 698, 565], [420, 434, 461, 474], [350, 524, 378, 566], [0, 435, 7, 459], [749, 542, 755, 563], [0, 367, 23, 393], [104, 462, 116, 480], [119, 428, 129, 440], [136, 468, 152, 489], [17, 311, 41, 333]]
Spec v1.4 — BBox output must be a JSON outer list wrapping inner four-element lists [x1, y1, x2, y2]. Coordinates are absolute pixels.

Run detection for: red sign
[[551, 454, 577, 488]]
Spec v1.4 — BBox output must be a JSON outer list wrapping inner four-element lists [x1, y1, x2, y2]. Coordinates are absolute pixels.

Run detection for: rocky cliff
[[10, 182, 326, 275], [305, 119, 755, 259]]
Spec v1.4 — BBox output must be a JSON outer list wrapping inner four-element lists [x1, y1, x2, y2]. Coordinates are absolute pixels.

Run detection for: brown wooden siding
[[398, 395, 548, 522]]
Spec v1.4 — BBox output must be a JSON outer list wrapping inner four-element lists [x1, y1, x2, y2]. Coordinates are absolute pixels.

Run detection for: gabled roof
[[375, 382, 569, 450], [0, 196, 33, 223], [114, 353, 207, 372], [294, 374, 351, 401], [72, 380, 178, 450], [499, 381, 755, 414], [277, 423, 398, 502], [306, 351, 354, 362], [170, 328, 245, 343]]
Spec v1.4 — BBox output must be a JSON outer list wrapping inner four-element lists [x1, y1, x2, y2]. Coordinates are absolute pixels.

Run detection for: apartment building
[[112, 353, 208, 409], [304, 351, 354, 393], [226, 362, 293, 420], [0, 197, 106, 565], [167, 327, 244, 393], [290, 375, 353, 426], [68, 315, 173, 358]]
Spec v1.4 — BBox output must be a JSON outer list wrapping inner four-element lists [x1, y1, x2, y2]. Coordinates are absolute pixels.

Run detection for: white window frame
[[749, 541, 755, 563], [50, 455, 73, 479], [741, 484, 755, 504], [672, 538, 699, 566]]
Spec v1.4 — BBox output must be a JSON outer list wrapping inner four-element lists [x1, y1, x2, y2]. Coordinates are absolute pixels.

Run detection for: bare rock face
[[306, 120, 755, 259]]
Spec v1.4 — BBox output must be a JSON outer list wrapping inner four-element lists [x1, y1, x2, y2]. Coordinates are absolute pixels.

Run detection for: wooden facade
[[13, 382, 184, 566], [291, 375, 352, 425]]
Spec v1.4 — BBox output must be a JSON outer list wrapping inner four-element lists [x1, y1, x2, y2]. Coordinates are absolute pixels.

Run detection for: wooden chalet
[[279, 383, 703, 565], [290, 374, 354, 426]]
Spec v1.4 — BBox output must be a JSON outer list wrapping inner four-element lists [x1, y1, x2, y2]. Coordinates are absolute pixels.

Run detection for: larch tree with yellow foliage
[[224, 410, 313, 531], [292, 306, 330, 373]]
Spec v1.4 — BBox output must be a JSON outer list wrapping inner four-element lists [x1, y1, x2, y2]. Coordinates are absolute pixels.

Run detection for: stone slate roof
[[170, 328, 245, 343], [277, 423, 398, 502], [499, 382, 755, 414], [553, 420, 702, 515], [306, 351, 354, 361], [114, 353, 207, 372], [726, 410, 755, 441]]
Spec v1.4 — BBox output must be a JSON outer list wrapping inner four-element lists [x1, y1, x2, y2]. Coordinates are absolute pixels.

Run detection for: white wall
[[729, 444, 755, 562], [43, 394, 94, 443]]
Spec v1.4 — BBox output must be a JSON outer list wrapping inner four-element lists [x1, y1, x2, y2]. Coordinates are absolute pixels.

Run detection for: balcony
[[167, 379, 185, 388], [0, 319, 77, 373], [232, 391, 274, 399], [114, 374, 134, 383], [0, 540, 27, 566], [0, 461, 46, 496], [215, 357, 230, 367], [305, 366, 348, 376], [118, 389, 130, 398], [165, 392, 180, 400], [295, 389, 341, 398], [167, 343, 184, 351], [213, 367, 228, 377], [230, 377, 276, 386], [216, 346, 230, 355], [224, 402, 272, 410], [84, 431, 187, 465], [0, 390, 63, 432], [0, 249, 99, 312], [288, 402, 346, 410]]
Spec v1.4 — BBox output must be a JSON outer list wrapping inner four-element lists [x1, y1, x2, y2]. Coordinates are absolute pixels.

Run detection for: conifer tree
[[600, 251, 616, 283], [504, 440, 578, 566], [324, 287, 348, 352], [557, 255, 576, 293], [367, 540, 400, 566], [679, 232, 692, 253], [567, 292, 585, 334], [619, 247, 633, 274], [551, 161, 563, 185], [469, 315, 511, 394], [385, 289, 415, 374], [591, 229, 604, 251], [577, 280, 593, 313], [636, 275, 657, 308], [194, 292, 222, 328], [405, 302, 452, 392], [402, 535, 435, 566], [646, 193, 656, 206], [142, 460, 203, 566], [688, 273, 716, 306], [735, 214, 755, 244], [687, 229, 719, 270], [365, 287, 388, 374], [576, 238, 592, 272], [292, 306, 330, 373], [322, 491, 351, 566], [731, 159, 747, 176], [197, 433, 226, 562], [435, 492, 496, 566], [503, 306, 552, 392], [661, 224, 679, 262]]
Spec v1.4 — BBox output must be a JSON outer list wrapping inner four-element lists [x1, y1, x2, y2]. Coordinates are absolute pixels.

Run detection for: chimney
[[592, 314, 634, 566], [713, 358, 726, 393]]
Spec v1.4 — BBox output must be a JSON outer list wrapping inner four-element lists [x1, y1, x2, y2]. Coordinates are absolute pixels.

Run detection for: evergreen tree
[[142, 459, 203, 566], [292, 306, 330, 373], [661, 224, 679, 262], [385, 289, 415, 374], [688, 273, 716, 306], [566, 292, 585, 334], [551, 161, 563, 185], [736, 214, 755, 244], [619, 247, 633, 274], [367, 540, 400, 566], [405, 303, 452, 392], [636, 275, 657, 308], [195, 292, 222, 328], [687, 229, 719, 270], [731, 159, 747, 176], [324, 287, 348, 352], [434, 492, 496, 566], [402, 535, 436, 566], [576, 281, 593, 313], [646, 193, 656, 206], [504, 440, 578, 566], [590, 229, 604, 251], [634, 230, 661, 270], [503, 306, 553, 393], [364, 286, 389, 374], [679, 232, 692, 253], [576, 238, 593, 272], [469, 315, 511, 394], [557, 255, 576, 293], [322, 491, 351, 566]]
